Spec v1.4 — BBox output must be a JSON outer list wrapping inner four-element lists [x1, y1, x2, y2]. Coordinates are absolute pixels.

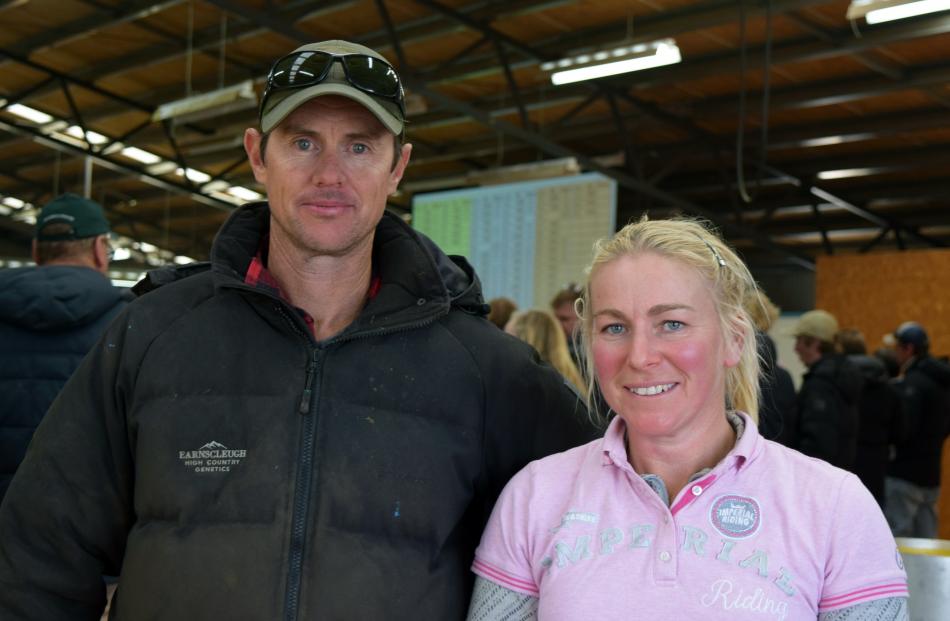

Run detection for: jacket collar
[[208, 201, 487, 335]]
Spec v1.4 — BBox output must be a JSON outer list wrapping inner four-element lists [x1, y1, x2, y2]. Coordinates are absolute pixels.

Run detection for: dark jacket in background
[[889, 355, 950, 487], [0, 203, 595, 621], [848, 354, 903, 506], [756, 331, 797, 448], [0, 265, 129, 501], [795, 354, 863, 470]]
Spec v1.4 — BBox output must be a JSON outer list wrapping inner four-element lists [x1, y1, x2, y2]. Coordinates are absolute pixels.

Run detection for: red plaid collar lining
[[244, 240, 381, 334]]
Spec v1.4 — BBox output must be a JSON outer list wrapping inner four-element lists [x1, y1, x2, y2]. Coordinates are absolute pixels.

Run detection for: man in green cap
[[0, 40, 593, 620], [0, 193, 128, 502]]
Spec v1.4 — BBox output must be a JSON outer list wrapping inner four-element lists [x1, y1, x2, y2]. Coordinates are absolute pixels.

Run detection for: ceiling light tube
[[865, 0, 950, 22], [816, 167, 887, 180], [6, 103, 54, 124], [121, 146, 162, 165], [550, 40, 681, 85]]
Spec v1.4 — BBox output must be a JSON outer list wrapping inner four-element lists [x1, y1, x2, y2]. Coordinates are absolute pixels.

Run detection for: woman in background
[[488, 297, 518, 330], [468, 217, 907, 621], [506, 309, 585, 394]]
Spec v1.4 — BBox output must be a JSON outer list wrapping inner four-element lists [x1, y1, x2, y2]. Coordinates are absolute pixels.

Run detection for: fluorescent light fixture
[[0, 205, 10, 216], [816, 167, 886, 180], [2, 196, 26, 209], [137, 241, 158, 253], [152, 80, 257, 123], [6, 103, 54, 124], [121, 146, 162, 165], [544, 39, 681, 86], [866, 0, 950, 22], [110, 278, 141, 288], [173, 255, 195, 265], [176, 167, 211, 184], [203, 180, 230, 192], [798, 133, 876, 148], [227, 186, 264, 201], [147, 161, 177, 175], [111, 247, 132, 261], [847, 0, 950, 23], [65, 125, 109, 145]]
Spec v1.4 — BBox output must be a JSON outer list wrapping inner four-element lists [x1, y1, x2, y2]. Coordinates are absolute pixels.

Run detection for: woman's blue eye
[[603, 324, 625, 335], [663, 320, 685, 331]]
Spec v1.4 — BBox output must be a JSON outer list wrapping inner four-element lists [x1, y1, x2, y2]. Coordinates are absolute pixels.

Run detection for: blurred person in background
[[885, 321, 950, 537], [505, 309, 585, 395], [549, 284, 583, 366], [875, 346, 901, 380], [487, 296, 517, 330], [836, 328, 903, 508], [792, 310, 862, 471], [745, 289, 796, 447], [0, 193, 129, 503]]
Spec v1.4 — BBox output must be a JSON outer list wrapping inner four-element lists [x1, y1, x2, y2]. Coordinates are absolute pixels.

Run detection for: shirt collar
[[600, 410, 759, 475]]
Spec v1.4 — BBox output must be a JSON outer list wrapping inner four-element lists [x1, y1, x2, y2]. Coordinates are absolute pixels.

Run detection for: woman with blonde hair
[[505, 309, 585, 394], [468, 217, 907, 620]]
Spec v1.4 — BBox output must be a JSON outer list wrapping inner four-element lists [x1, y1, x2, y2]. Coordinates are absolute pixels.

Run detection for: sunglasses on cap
[[261, 51, 405, 119]]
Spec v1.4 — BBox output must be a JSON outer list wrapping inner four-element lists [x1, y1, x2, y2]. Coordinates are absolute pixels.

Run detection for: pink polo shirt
[[472, 412, 907, 620]]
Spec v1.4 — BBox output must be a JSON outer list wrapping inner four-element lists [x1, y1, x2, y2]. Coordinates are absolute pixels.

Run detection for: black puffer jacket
[[756, 331, 797, 448], [848, 354, 902, 506], [889, 355, 950, 487], [0, 203, 594, 620], [0, 265, 129, 501], [795, 354, 864, 470]]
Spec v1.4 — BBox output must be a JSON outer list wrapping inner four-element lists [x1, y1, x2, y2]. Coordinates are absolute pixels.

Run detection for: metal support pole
[[83, 155, 93, 198]]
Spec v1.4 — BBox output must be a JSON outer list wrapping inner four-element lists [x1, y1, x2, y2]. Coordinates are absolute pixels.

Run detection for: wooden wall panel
[[815, 249, 950, 357]]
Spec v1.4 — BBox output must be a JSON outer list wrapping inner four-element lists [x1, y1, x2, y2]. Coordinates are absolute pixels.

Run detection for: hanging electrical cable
[[735, 0, 774, 204], [184, 0, 194, 98]]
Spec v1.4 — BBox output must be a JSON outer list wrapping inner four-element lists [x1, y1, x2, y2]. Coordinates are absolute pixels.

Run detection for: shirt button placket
[[654, 507, 677, 582]]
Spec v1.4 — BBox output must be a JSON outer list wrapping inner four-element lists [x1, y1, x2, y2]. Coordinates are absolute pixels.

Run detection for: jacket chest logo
[[178, 441, 247, 473]]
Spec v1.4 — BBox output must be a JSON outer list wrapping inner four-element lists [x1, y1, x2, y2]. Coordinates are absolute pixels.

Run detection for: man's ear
[[387, 142, 412, 196], [93, 235, 110, 273], [244, 128, 267, 185]]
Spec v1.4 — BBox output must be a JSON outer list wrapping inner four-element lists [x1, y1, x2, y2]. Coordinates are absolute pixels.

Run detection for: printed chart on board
[[412, 173, 617, 310]]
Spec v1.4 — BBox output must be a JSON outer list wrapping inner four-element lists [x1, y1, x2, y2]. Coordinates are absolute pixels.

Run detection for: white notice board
[[412, 173, 617, 309]]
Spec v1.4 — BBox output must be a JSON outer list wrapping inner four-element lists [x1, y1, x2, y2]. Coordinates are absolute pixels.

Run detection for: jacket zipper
[[275, 299, 321, 621], [285, 347, 320, 621], [267, 298, 444, 620]]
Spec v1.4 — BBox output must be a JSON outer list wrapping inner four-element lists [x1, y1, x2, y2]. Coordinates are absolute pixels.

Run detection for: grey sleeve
[[819, 597, 909, 621], [466, 576, 539, 621]]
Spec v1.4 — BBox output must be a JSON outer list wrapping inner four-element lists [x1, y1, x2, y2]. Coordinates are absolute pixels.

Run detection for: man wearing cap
[[885, 321, 950, 537], [0, 193, 129, 503], [0, 41, 592, 620], [791, 309, 863, 471]]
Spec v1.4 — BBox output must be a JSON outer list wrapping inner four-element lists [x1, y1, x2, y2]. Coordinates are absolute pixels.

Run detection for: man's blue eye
[[294, 138, 312, 150], [353, 143, 368, 154]]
